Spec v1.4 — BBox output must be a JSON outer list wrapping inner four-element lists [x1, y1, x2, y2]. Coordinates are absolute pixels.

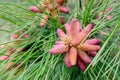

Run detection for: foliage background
[[0, 0, 120, 80]]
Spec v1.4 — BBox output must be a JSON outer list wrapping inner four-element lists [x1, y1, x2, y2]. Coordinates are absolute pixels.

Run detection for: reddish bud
[[59, 17, 64, 24], [77, 58, 86, 71], [64, 23, 72, 38], [63, 52, 72, 68], [70, 18, 77, 39], [69, 47, 77, 65], [106, 15, 112, 20], [58, 6, 69, 14], [76, 22, 82, 33], [57, 28, 67, 40], [40, 14, 49, 26], [4, 62, 13, 69], [48, 4, 57, 10], [78, 50, 91, 64], [87, 51, 96, 57], [10, 34, 18, 41], [85, 39, 100, 45], [55, 0, 64, 4], [49, 44, 68, 54], [29, 6, 39, 13], [5, 48, 14, 55], [72, 23, 93, 46], [24, 34, 30, 38], [0, 56, 9, 60], [106, 7, 112, 13], [80, 44, 100, 51]]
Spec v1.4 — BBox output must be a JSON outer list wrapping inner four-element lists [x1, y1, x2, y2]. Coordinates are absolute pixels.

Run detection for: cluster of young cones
[[29, 0, 69, 26], [96, 7, 112, 20], [0, 31, 29, 69], [49, 19, 100, 71]]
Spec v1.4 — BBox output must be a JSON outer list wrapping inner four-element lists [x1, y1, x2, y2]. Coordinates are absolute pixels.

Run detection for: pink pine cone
[[49, 18, 100, 71]]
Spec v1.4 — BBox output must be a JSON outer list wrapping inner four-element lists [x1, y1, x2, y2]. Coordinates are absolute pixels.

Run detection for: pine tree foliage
[[0, 0, 120, 80]]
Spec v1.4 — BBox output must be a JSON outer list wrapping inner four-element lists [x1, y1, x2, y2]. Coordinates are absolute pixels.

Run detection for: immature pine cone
[[49, 18, 100, 71], [29, 0, 69, 26]]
